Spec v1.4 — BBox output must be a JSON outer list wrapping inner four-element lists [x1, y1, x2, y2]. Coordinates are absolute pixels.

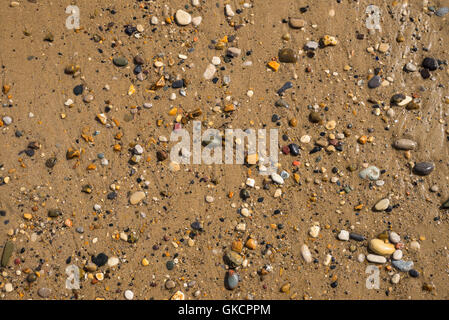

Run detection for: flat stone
[[192, 16, 202, 27], [392, 250, 403, 260], [393, 139, 417, 150], [391, 274, 401, 284], [389, 232, 401, 244], [38, 287, 51, 298], [405, 62, 417, 72], [338, 230, 349, 241], [368, 75, 382, 89], [366, 254, 387, 264], [107, 256, 119, 267], [113, 57, 128, 67], [374, 198, 390, 211], [271, 173, 284, 185], [304, 41, 319, 50], [225, 271, 239, 290], [289, 18, 306, 29], [226, 47, 241, 58], [225, 251, 243, 267], [203, 64, 216, 80], [225, 4, 235, 17], [130, 191, 146, 205], [413, 162, 434, 176], [1, 241, 14, 267], [278, 48, 297, 63], [175, 10, 192, 25], [392, 260, 414, 272], [359, 166, 381, 181]]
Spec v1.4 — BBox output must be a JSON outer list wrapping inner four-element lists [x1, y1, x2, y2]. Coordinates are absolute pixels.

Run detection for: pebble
[[271, 173, 284, 185], [107, 257, 119, 267], [436, 7, 449, 17], [225, 270, 239, 290], [304, 41, 319, 51], [175, 10, 192, 26], [413, 162, 434, 176], [392, 260, 414, 272], [192, 16, 202, 27], [211, 56, 221, 65], [392, 250, 403, 260], [309, 225, 320, 238], [225, 251, 243, 267], [368, 76, 382, 89], [405, 63, 417, 72], [366, 254, 387, 264], [165, 280, 176, 289], [300, 244, 312, 263], [393, 139, 417, 151], [359, 166, 381, 181], [2, 116, 12, 125], [113, 57, 128, 67], [369, 239, 395, 255], [278, 48, 297, 63], [203, 64, 216, 80], [391, 274, 401, 284], [422, 57, 438, 71], [374, 198, 390, 211], [389, 232, 401, 244], [289, 18, 306, 29], [1, 241, 14, 267], [124, 290, 134, 300], [37, 287, 51, 298], [410, 241, 421, 251], [4, 283, 13, 293], [225, 4, 235, 17], [337, 230, 350, 241], [227, 47, 242, 58], [130, 191, 146, 205]]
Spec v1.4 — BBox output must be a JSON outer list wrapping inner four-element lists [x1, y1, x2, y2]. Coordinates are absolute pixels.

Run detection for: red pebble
[[282, 146, 290, 155], [14, 258, 21, 265]]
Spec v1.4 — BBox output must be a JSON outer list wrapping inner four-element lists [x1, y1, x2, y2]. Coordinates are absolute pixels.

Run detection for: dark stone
[[92, 253, 108, 267], [73, 85, 84, 96], [45, 157, 57, 169], [172, 80, 184, 88], [422, 57, 438, 71], [413, 162, 434, 176], [225, 271, 239, 290], [409, 269, 419, 278], [368, 76, 381, 89], [240, 189, 250, 200], [166, 260, 175, 270], [349, 233, 366, 241], [134, 55, 145, 65], [289, 143, 300, 156], [420, 68, 431, 79], [278, 48, 298, 63], [277, 81, 293, 95], [48, 209, 62, 218]]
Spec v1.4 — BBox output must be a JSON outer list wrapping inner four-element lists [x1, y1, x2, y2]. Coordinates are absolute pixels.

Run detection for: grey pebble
[[413, 162, 434, 176], [392, 260, 414, 272]]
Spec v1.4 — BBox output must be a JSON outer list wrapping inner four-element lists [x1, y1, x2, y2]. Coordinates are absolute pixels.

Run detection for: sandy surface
[[0, 0, 449, 300]]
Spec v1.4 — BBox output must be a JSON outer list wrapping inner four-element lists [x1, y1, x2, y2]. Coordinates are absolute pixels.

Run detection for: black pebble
[[73, 85, 84, 95], [92, 253, 108, 267]]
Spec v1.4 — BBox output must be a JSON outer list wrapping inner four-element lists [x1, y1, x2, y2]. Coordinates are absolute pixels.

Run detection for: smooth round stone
[[113, 57, 128, 67], [422, 57, 438, 71], [338, 230, 349, 241], [175, 10, 192, 25], [166, 260, 175, 270], [203, 64, 216, 80], [393, 139, 417, 150], [2, 116, 12, 125], [130, 191, 145, 205], [413, 162, 434, 176], [389, 232, 401, 244], [278, 48, 297, 63], [192, 16, 202, 27], [436, 7, 449, 17], [391, 274, 401, 284], [271, 173, 284, 185], [225, 271, 239, 290], [409, 269, 419, 278], [38, 287, 51, 298], [405, 63, 417, 72], [410, 240, 421, 251], [107, 257, 119, 267], [392, 260, 414, 272], [366, 254, 387, 264], [289, 18, 306, 29], [369, 239, 395, 255], [357, 253, 366, 263], [134, 55, 145, 65], [73, 84, 84, 95], [368, 76, 381, 89], [374, 198, 390, 211], [392, 250, 403, 260], [165, 280, 176, 289], [359, 166, 381, 181], [124, 290, 134, 300]]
